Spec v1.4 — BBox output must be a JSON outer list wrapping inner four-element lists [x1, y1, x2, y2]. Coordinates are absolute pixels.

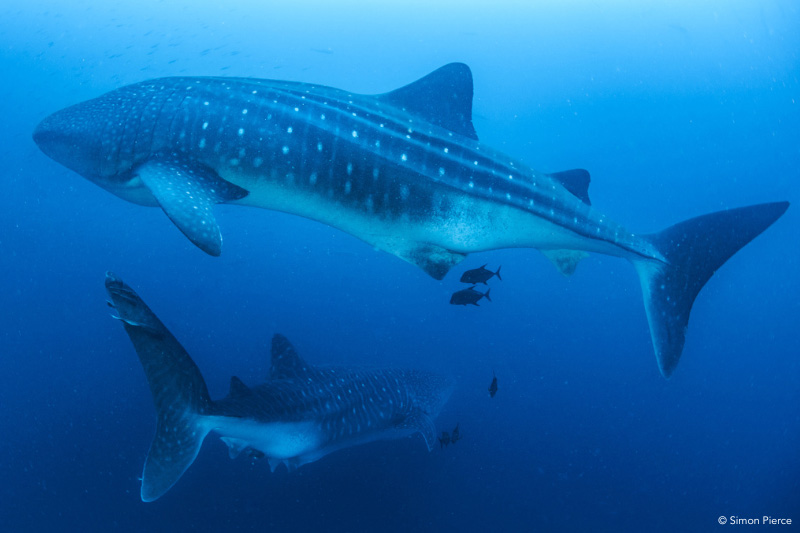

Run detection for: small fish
[[439, 431, 451, 449], [460, 264, 502, 284], [449, 286, 491, 306], [450, 423, 461, 444], [488, 371, 498, 398]]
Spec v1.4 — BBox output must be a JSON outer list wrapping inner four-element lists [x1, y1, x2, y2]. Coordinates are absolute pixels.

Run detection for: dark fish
[[439, 431, 451, 449], [459, 264, 502, 284], [451, 423, 461, 444], [488, 372, 498, 398], [449, 286, 491, 306]]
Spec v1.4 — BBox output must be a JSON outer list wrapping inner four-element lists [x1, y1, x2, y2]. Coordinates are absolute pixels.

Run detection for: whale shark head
[[34, 105, 110, 178], [33, 97, 157, 206]]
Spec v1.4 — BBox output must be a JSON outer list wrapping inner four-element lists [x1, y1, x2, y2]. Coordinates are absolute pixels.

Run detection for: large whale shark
[[36, 64, 788, 376], [104, 272, 452, 502]]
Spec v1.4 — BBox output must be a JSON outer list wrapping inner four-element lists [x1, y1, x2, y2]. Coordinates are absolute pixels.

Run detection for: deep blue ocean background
[[1, 1, 798, 531]]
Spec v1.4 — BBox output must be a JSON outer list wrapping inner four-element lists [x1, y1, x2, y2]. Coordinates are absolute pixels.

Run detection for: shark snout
[[32, 116, 56, 153], [32, 113, 77, 165], [33, 109, 110, 180]]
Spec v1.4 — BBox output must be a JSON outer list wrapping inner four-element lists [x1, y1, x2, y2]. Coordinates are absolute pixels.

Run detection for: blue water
[[1, 1, 798, 531]]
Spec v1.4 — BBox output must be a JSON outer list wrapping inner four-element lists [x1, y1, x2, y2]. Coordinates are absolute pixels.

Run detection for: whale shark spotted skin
[[104, 272, 452, 502], [36, 65, 788, 376]]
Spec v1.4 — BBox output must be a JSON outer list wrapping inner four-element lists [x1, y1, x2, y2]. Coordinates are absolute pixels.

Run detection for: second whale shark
[[105, 272, 452, 502], [35, 64, 789, 376]]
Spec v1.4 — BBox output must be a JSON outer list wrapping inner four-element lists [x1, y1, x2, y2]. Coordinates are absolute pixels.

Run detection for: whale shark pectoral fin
[[383, 241, 466, 280], [541, 249, 589, 277], [134, 157, 249, 256]]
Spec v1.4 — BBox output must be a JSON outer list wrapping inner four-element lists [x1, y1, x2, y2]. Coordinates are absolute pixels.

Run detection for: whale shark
[[36, 64, 788, 376], [104, 272, 452, 502]]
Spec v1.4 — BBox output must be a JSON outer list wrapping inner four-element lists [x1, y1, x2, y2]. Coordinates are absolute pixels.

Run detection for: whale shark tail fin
[[105, 272, 212, 502], [633, 202, 789, 378]]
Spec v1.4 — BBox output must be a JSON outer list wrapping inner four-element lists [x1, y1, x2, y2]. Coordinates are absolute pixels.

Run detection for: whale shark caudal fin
[[133, 156, 248, 256], [104, 272, 212, 502], [632, 201, 789, 378]]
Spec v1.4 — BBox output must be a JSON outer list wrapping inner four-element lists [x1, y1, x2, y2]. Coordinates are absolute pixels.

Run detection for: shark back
[[212, 336, 452, 466]]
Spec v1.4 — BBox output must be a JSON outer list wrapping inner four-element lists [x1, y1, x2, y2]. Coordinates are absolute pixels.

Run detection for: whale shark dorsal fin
[[228, 376, 251, 398], [550, 169, 591, 205], [378, 63, 478, 141], [134, 156, 249, 256], [270, 334, 313, 380]]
